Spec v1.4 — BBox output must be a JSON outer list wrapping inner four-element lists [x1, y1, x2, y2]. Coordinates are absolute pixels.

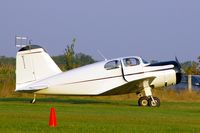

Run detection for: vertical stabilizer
[[16, 45, 62, 91]]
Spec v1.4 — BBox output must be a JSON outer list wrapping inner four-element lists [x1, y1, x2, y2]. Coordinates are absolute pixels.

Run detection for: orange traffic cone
[[49, 107, 57, 127]]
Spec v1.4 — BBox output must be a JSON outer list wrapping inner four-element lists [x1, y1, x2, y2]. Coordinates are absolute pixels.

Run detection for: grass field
[[0, 98, 200, 133]]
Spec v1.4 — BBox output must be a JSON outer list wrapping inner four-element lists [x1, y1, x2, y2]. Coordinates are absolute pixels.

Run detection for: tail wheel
[[138, 96, 149, 106], [148, 97, 160, 107]]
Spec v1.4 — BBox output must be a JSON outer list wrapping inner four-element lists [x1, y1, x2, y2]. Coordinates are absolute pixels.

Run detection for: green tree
[[64, 38, 76, 70], [64, 38, 95, 70], [52, 55, 66, 71], [182, 61, 200, 75], [0, 56, 15, 66], [75, 53, 95, 67], [198, 56, 200, 74]]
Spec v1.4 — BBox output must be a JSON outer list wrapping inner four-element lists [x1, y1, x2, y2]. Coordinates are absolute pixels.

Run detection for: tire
[[148, 97, 160, 107], [138, 96, 149, 107]]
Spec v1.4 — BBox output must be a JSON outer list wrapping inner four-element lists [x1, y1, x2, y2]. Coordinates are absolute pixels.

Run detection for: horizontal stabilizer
[[15, 84, 48, 92], [29, 84, 48, 90]]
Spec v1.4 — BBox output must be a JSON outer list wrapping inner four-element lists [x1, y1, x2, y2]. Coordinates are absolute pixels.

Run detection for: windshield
[[142, 58, 149, 64]]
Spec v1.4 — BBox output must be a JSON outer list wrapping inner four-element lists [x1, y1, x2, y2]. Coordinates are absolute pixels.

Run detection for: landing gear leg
[[30, 93, 36, 104], [137, 80, 160, 107], [148, 96, 160, 107]]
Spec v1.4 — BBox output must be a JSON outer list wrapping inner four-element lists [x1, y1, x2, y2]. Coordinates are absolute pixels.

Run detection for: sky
[[0, 0, 199, 62]]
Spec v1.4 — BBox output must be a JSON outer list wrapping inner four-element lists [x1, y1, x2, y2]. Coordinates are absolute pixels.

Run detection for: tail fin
[[16, 45, 62, 91]]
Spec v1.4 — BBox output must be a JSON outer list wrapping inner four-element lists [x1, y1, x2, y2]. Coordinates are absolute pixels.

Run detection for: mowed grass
[[0, 98, 200, 133]]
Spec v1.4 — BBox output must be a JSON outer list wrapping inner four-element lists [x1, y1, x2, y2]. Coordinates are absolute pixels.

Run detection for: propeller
[[175, 56, 183, 84], [175, 56, 181, 68], [175, 56, 185, 74]]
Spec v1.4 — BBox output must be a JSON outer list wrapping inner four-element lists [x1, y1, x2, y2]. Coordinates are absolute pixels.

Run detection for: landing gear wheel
[[148, 97, 160, 107], [138, 96, 149, 107]]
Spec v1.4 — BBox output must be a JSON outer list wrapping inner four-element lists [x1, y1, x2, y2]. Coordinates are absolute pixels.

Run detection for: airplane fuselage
[[15, 45, 182, 106], [17, 56, 180, 96]]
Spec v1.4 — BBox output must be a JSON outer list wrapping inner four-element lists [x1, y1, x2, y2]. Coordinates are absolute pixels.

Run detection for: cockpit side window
[[104, 60, 120, 70], [123, 58, 140, 67]]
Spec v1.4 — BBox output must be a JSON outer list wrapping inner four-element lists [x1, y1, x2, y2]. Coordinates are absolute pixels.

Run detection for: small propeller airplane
[[15, 44, 182, 107]]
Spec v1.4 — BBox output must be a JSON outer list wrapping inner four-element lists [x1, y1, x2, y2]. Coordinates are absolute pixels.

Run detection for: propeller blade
[[175, 56, 185, 73]]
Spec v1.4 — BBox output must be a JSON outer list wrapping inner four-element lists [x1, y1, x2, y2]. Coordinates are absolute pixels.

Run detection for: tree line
[[1, 56, 199, 75], [0, 40, 199, 97], [0, 39, 199, 97], [0, 40, 199, 75]]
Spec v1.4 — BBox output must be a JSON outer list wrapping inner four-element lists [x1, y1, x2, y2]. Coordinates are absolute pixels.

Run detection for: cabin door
[[121, 57, 143, 82]]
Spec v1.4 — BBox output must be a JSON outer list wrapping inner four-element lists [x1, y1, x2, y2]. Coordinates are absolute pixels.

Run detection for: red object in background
[[49, 107, 57, 127]]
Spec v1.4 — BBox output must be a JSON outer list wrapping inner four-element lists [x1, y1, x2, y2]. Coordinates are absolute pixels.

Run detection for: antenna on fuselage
[[97, 50, 107, 61]]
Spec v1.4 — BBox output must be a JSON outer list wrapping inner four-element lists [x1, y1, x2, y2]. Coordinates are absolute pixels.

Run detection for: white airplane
[[15, 45, 182, 107]]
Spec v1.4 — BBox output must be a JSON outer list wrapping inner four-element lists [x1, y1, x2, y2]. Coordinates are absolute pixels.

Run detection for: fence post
[[188, 75, 192, 92]]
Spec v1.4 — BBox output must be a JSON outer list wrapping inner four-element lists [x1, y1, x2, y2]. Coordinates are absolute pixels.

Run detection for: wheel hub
[[142, 100, 148, 106]]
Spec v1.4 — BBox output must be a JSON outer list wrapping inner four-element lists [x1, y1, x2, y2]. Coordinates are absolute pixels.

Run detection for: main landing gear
[[137, 80, 160, 107], [30, 93, 36, 104], [138, 96, 160, 107]]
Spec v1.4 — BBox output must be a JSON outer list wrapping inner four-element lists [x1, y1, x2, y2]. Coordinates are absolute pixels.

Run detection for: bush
[[0, 64, 15, 97]]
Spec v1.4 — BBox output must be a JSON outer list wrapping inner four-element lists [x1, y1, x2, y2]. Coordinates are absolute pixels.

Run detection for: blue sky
[[0, 0, 199, 62]]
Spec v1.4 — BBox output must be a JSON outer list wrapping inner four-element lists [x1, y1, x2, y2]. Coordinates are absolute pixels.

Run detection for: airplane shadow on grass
[[0, 97, 137, 107]]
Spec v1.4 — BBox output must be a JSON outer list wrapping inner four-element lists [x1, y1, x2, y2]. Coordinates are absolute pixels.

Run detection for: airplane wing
[[101, 76, 156, 95]]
